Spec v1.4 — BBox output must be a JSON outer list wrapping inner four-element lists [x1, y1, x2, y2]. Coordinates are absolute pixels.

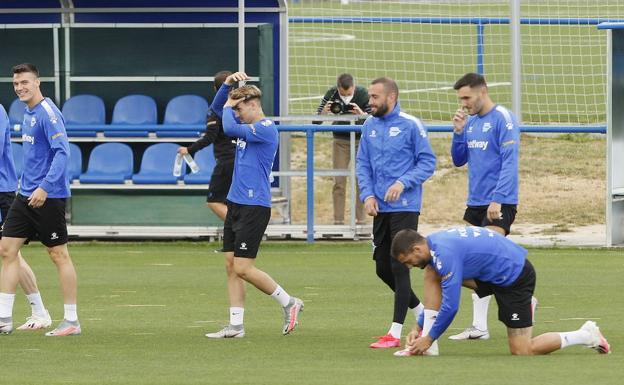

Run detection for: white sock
[[423, 309, 440, 355], [412, 303, 425, 322], [388, 322, 403, 339], [472, 293, 491, 331], [26, 292, 46, 317], [422, 309, 438, 336], [0, 293, 15, 318], [229, 307, 244, 326], [64, 304, 78, 322], [559, 330, 591, 349], [270, 285, 291, 307]]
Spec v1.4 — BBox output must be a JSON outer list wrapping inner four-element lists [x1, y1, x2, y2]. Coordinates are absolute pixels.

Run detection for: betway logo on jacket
[[22, 133, 35, 145], [467, 139, 488, 150]]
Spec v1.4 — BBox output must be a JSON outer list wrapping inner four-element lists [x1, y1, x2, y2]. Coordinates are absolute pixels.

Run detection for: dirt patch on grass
[[287, 132, 605, 227]]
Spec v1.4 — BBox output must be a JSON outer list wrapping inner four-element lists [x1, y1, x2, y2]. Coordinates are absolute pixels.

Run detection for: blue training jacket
[[356, 103, 436, 212], [212, 83, 278, 208], [451, 105, 520, 206], [426, 226, 528, 340], [0, 104, 18, 193], [20, 98, 70, 198]]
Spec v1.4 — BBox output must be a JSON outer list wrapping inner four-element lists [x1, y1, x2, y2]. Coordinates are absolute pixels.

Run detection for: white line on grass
[[559, 317, 601, 321], [149, 263, 173, 266], [193, 320, 217, 323], [117, 304, 166, 307], [289, 82, 510, 102]]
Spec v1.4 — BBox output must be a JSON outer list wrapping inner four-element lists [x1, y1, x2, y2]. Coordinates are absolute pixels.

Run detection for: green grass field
[[1, 241, 622, 385]]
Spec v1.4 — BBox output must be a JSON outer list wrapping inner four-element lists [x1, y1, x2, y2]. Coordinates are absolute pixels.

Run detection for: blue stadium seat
[[68, 143, 82, 182], [63, 94, 105, 124], [132, 143, 182, 184], [79, 143, 134, 184], [11, 142, 23, 178], [183, 145, 217, 184], [106, 94, 156, 137], [8, 99, 26, 129], [163, 95, 209, 125], [62, 94, 105, 137]]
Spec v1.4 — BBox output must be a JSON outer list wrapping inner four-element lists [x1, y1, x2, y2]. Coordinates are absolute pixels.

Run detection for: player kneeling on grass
[[390, 226, 610, 356], [205, 72, 303, 339]]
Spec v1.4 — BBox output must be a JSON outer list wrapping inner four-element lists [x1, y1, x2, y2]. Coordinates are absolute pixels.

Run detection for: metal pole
[[510, 0, 522, 122], [476, 23, 485, 75], [64, 26, 71, 99], [238, 0, 245, 73], [52, 27, 60, 103], [306, 127, 315, 243], [606, 29, 613, 246], [349, 129, 356, 231]]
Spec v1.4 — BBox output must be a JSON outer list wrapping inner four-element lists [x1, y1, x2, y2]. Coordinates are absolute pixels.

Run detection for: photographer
[[315, 73, 371, 225]]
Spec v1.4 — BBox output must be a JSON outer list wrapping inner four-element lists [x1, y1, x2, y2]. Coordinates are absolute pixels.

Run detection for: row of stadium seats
[[11, 142, 216, 185], [7, 94, 209, 138]]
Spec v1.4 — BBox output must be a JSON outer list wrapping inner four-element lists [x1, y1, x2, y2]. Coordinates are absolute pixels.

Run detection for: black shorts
[[372, 211, 419, 261], [0, 191, 17, 237], [474, 259, 536, 329], [463, 204, 517, 235], [207, 161, 234, 203], [222, 200, 271, 258], [1, 194, 68, 247]]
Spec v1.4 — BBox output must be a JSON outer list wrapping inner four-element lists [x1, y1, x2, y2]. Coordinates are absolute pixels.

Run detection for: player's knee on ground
[[508, 329, 533, 355]]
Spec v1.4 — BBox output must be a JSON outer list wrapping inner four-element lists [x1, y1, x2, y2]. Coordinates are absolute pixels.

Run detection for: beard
[[372, 102, 389, 117]]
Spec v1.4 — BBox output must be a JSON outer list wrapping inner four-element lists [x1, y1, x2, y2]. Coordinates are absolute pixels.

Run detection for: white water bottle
[[173, 153, 184, 176], [183, 154, 200, 174]]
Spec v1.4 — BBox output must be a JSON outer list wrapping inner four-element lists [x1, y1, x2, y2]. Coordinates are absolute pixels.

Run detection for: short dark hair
[[391, 229, 426, 259], [371, 77, 399, 98], [453, 72, 487, 90], [214, 70, 232, 90], [337, 73, 354, 89], [12, 63, 39, 77]]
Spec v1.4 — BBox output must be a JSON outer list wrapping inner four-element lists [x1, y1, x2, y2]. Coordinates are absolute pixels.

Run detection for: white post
[[510, 0, 522, 122], [238, 0, 245, 74]]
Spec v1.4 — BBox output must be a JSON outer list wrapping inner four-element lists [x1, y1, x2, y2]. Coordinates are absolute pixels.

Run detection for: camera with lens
[[329, 98, 353, 114]]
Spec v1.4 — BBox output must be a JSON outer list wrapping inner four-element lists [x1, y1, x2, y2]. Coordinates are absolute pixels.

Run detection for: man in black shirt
[[177, 71, 236, 220], [315, 73, 371, 225]]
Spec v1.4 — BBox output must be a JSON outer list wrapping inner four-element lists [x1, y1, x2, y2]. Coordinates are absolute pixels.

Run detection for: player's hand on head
[[225, 72, 249, 86], [452, 108, 467, 134]]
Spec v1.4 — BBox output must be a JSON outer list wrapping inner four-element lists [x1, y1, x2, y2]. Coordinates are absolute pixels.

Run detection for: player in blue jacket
[[204, 72, 303, 339], [0, 63, 79, 336], [0, 103, 52, 331], [448, 73, 529, 341], [391, 227, 610, 356], [356, 77, 436, 348]]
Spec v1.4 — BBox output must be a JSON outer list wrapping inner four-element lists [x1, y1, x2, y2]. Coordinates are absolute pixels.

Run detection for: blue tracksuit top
[[212, 84, 278, 208], [451, 105, 519, 206], [356, 103, 436, 212], [0, 104, 18, 193], [426, 226, 528, 340], [20, 98, 70, 198]]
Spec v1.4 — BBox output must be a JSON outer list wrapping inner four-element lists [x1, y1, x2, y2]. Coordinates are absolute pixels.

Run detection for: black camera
[[329, 99, 353, 114]]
